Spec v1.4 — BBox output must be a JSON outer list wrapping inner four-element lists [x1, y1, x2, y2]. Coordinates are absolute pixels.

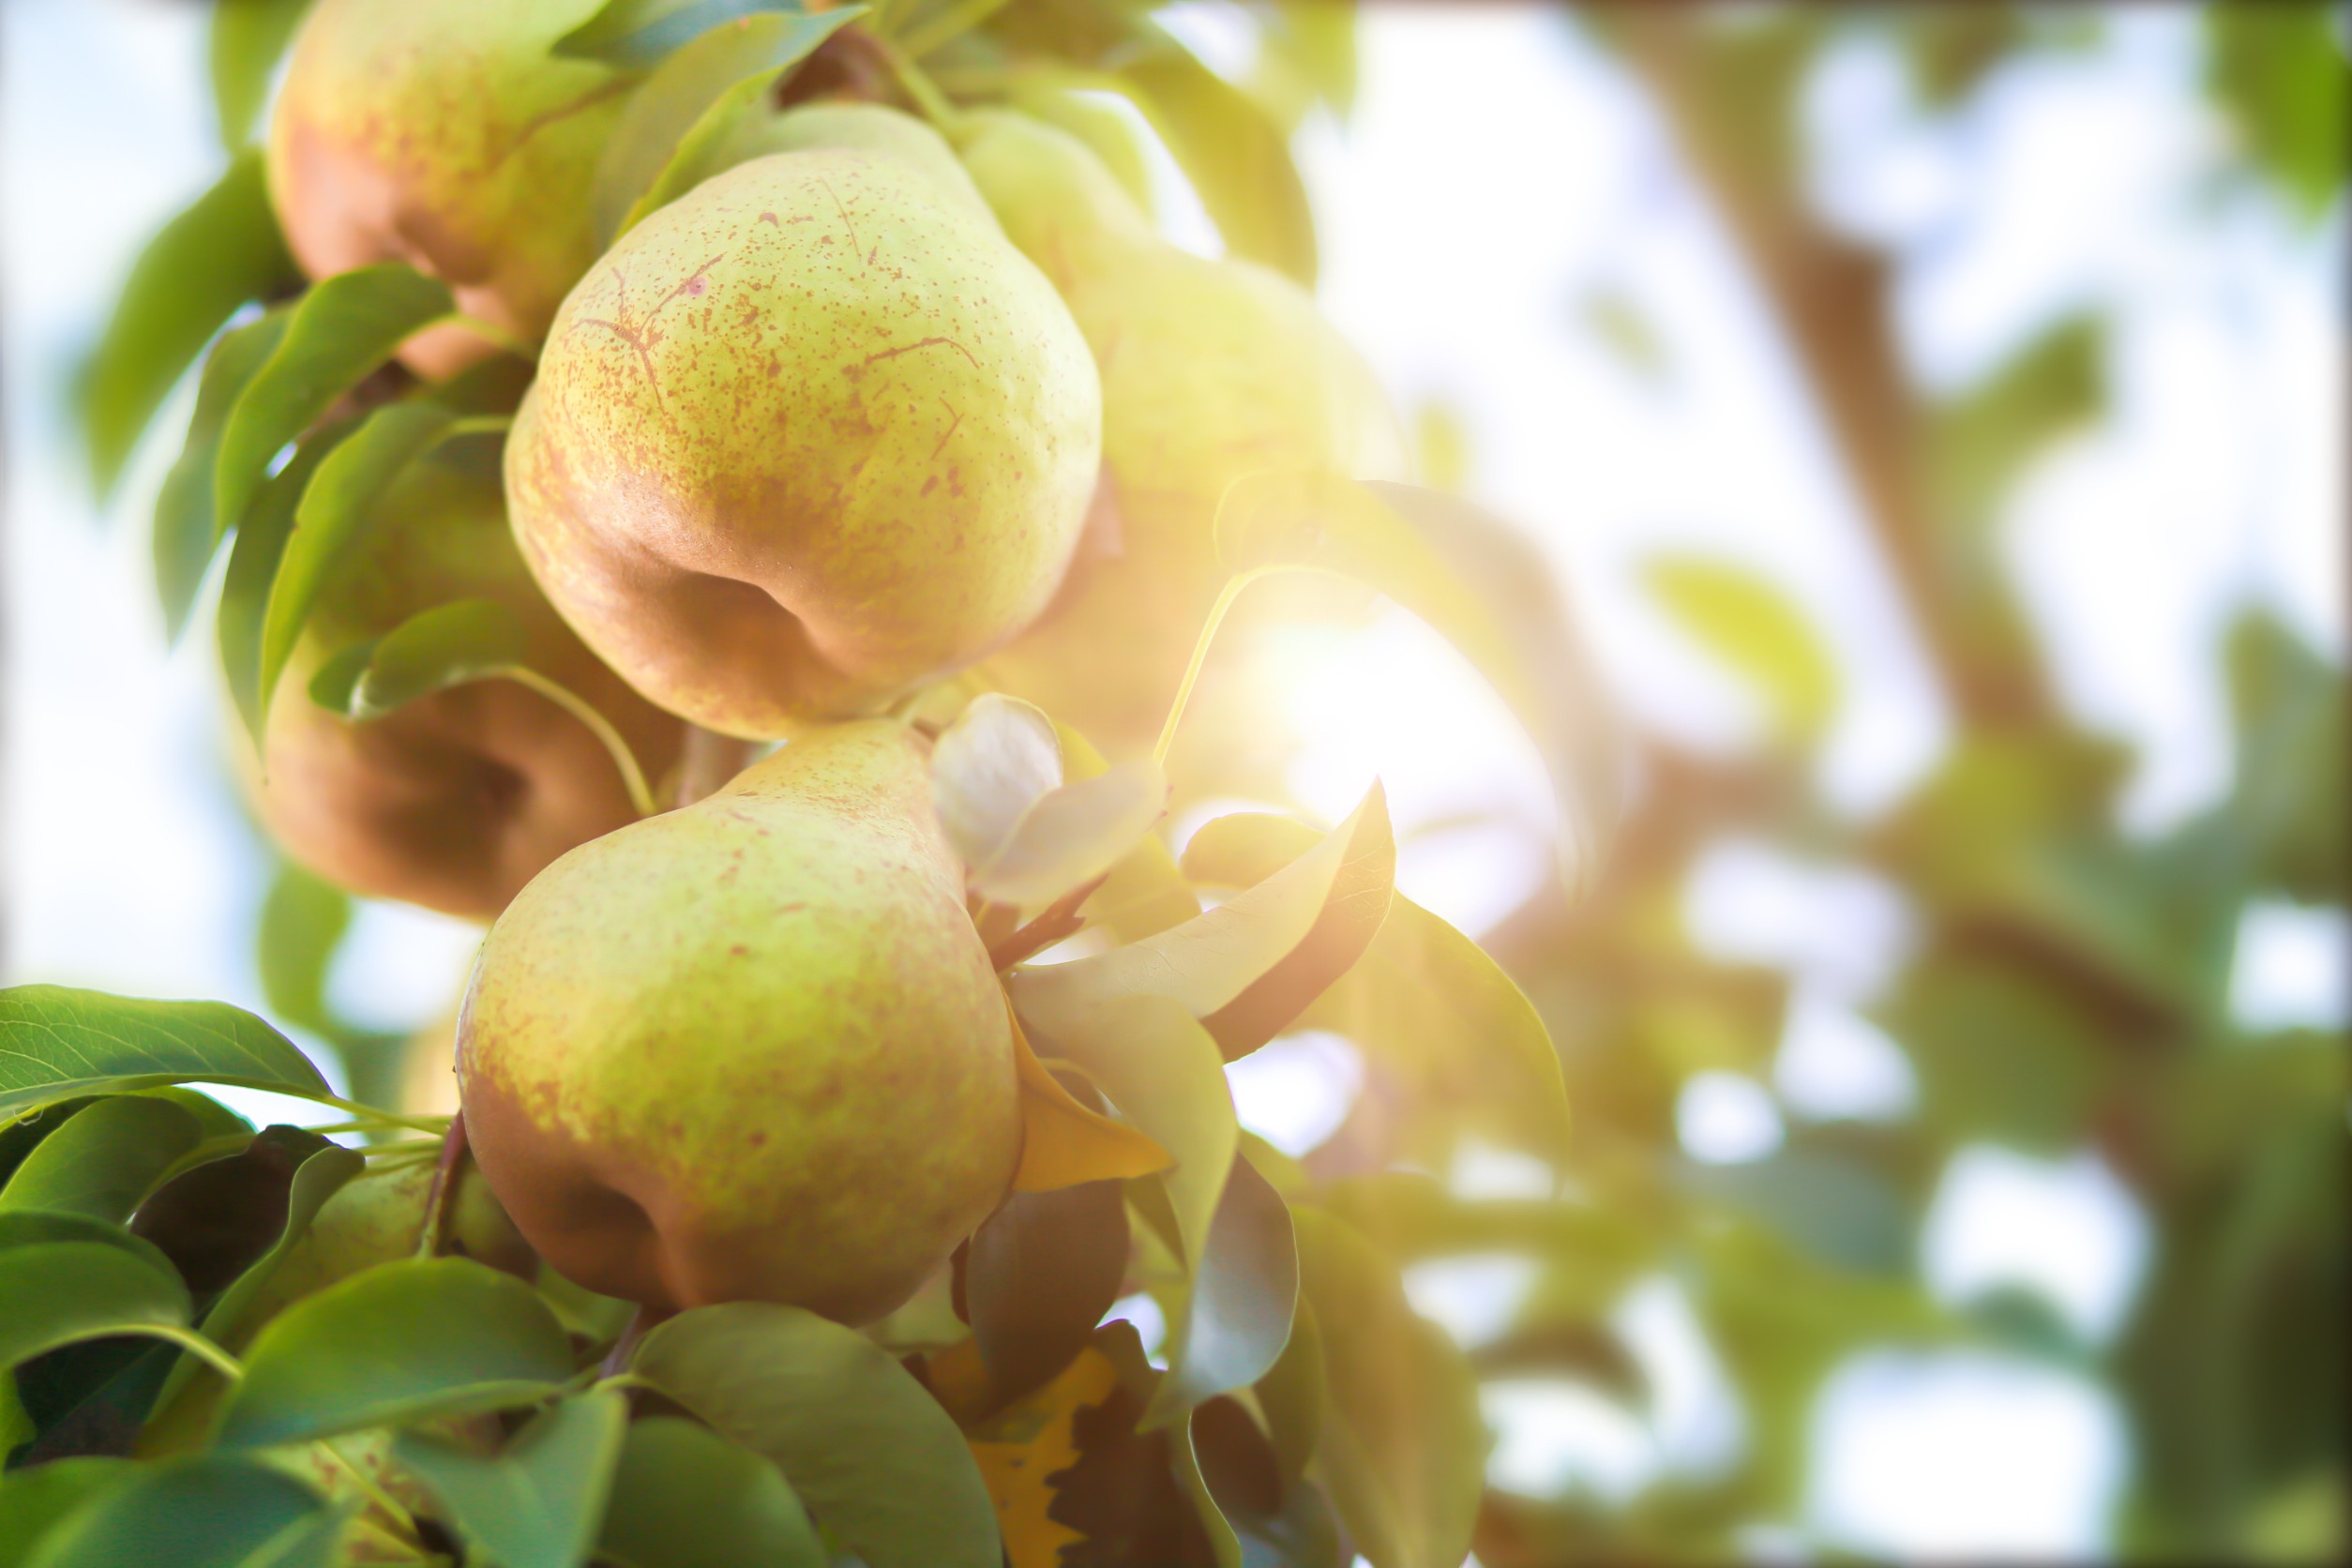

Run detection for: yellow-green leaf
[[1644, 552, 1839, 743]]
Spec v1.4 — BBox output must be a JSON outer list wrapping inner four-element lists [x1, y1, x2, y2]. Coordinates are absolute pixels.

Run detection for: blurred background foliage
[[2, 0, 2342, 1561], [227, 2, 2348, 1558]]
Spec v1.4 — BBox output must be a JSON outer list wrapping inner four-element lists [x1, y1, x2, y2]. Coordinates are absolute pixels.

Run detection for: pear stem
[[499, 668, 661, 818], [309, 1095, 452, 1137], [898, 0, 1016, 58], [148, 1326, 245, 1383], [867, 27, 960, 133], [1151, 566, 1281, 770], [414, 1112, 469, 1261]]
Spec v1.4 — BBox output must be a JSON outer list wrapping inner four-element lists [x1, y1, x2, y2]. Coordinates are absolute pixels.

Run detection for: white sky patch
[[1775, 987, 1921, 1123], [1677, 1071, 1787, 1166], [1922, 1145, 2153, 1346], [1225, 1031, 1363, 1158], [2230, 899, 2351, 1033]]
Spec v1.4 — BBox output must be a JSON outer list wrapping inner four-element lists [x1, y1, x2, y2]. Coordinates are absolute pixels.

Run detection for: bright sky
[[3, 2, 2342, 1559]]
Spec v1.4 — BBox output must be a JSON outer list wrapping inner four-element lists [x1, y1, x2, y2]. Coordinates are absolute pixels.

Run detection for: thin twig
[[414, 1111, 469, 1259]]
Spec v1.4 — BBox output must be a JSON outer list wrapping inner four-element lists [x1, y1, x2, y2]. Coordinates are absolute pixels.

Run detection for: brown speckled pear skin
[[505, 148, 1102, 740], [956, 112, 1409, 752], [268, 0, 627, 377], [456, 720, 1022, 1324], [242, 455, 685, 923]]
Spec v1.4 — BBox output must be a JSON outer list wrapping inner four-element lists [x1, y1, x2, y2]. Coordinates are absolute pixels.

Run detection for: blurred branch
[[1607, 11, 2000, 727]]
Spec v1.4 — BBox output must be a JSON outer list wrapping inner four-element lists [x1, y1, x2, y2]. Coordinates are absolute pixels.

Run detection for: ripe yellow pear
[[457, 720, 1021, 1323], [269, 0, 626, 376], [956, 112, 1410, 751], [246, 451, 686, 922], [505, 145, 1102, 738], [714, 101, 995, 224]]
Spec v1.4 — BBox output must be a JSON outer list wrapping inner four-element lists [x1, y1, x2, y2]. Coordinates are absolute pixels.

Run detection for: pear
[[714, 101, 996, 225], [246, 450, 686, 922], [243, 1160, 535, 1330], [505, 144, 1102, 739], [456, 720, 1021, 1323], [268, 0, 626, 377], [956, 112, 1410, 751]]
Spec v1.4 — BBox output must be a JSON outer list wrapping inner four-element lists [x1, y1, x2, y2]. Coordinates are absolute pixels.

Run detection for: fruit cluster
[[6, 5, 1601, 1565]]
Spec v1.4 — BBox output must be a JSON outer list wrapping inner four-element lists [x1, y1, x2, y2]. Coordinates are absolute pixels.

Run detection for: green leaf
[[394, 1389, 629, 1568], [80, 151, 300, 495], [1121, 46, 1318, 286], [1170, 1406, 1245, 1568], [1185, 812, 1572, 1167], [309, 598, 534, 721], [0, 1210, 181, 1279], [249, 398, 467, 742], [1150, 1149, 1298, 1426], [559, 0, 820, 68], [210, 0, 313, 148], [1643, 553, 1838, 743], [964, 1179, 1129, 1403], [0, 1460, 134, 1568], [1292, 1208, 1482, 1568], [255, 863, 353, 1038], [594, 7, 867, 246], [1009, 785, 1394, 1061], [0, 1243, 192, 1374], [597, 1415, 827, 1568], [0, 987, 331, 1123], [1018, 994, 1237, 1319], [21, 1454, 344, 1568], [1217, 473, 1621, 893], [153, 309, 291, 641], [212, 264, 453, 536], [151, 1139, 365, 1419], [0, 1095, 204, 1224], [631, 1302, 999, 1568], [932, 695, 1168, 912], [218, 415, 357, 741], [1058, 718, 1199, 942], [1253, 1291, 1325, 1493], [215, 1258, 575, 1449]]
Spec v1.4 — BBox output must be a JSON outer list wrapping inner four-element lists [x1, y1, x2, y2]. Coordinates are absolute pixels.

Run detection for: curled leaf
[[937, 697, 1170, 912], [1011, 1008, 1172, 1193]]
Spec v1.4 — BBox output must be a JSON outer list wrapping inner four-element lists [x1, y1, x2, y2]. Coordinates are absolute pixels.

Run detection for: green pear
[[955, 112, 1409, 751], [268, 0, 626, 377], [505, 144, 1102, 739], [244, 450, 686, 922], [243, 1160, 535, 1331], [457, 720, 1021, 1323]]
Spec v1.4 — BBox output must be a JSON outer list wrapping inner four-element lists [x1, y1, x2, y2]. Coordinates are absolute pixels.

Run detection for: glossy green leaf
[[0, 1210, 181, 1277], [210, 0, 312, 148], [218, 416, 355, 740], [153, 309, 290, 641], [0, 1243, 192, 1374], [594, 7, 867, 245], [215, 1258, 574, 1449], [0, 1459, 134, 1568], [309, 598, 532, 720], [1121, 46, 1317, 286], [1292, 1208, 1482, 1568], [1217, 472, 1620, 892], [80, 151, 300, 495], [394, 1389, 629, 1568], [1009, 786, 1393, 1061], [597, 1414, 828, 1568], [249, 398, 466, 741], [1185, 812, 1571, 1166], [0, 987, 330, 1123], [212, 264, 453, 536], [151, 1138, 365, 1419], [0, 1095, 204, 1224], [1149, 1149, 1298, 1426], [631, 1302, 999, 1568], [1644, 553, 1838, 743], [21, 1455, 344, 1568], [965, 1179, 1129, 1403]]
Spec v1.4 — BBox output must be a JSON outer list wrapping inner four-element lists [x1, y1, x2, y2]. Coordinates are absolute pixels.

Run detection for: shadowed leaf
[[0, 1097, 204, 1224], [394, 1389, 629, 1568], [632, 1302, 999, 1568], [152, 310, 289, 641], [17, 1454, 344, 1568], [597, 1415, 827, 1568], [0, 1244, 192, 1376], [1148, 1151, 1298, 1427]]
